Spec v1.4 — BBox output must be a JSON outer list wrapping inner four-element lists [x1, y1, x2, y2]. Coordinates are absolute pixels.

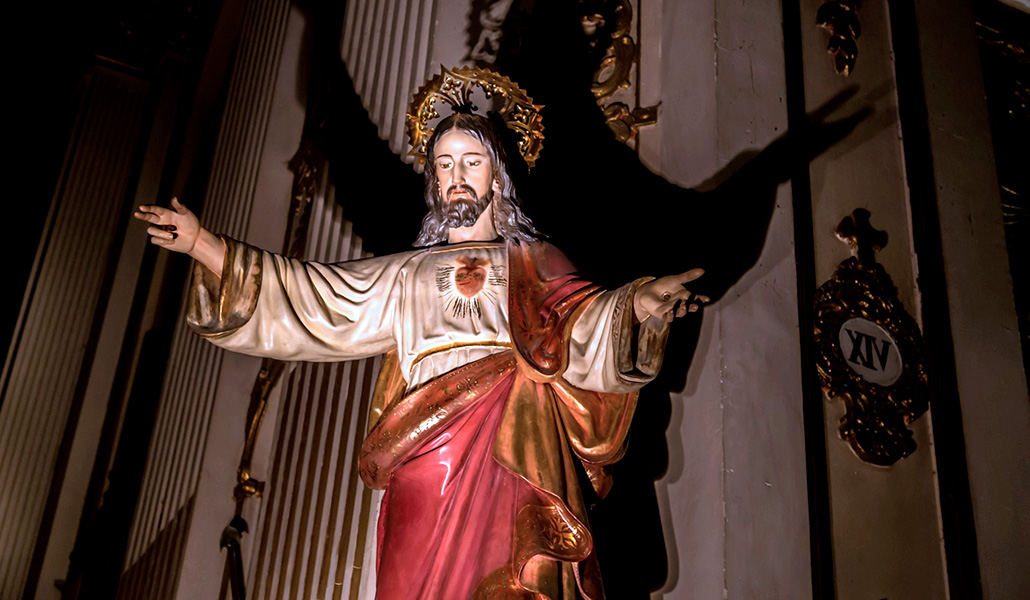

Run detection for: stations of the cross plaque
[[814, 209, 929, 466]]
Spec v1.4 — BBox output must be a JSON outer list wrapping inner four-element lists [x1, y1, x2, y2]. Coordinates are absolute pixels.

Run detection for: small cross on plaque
[[835, 208, 888, 265]]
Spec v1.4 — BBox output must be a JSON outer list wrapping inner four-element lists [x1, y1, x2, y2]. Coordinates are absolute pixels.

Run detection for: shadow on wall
[[325, 3, 867, 597]]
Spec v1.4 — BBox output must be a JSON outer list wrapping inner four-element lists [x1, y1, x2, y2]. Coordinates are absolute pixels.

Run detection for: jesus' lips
[[447, 184, 478, 202]]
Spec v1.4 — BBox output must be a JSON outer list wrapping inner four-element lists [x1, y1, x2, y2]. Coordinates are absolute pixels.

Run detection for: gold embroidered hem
[[187, 234, 262, 336]]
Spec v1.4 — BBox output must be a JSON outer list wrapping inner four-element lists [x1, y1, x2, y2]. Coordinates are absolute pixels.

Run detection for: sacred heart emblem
[[454, 256, 487, 297], [436, 254, 506, 320]]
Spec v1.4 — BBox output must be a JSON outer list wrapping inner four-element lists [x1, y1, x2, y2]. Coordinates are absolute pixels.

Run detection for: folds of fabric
[[506, 240, 603, 379], [359, 352, 518, 489], [372, 362, 529, 599], [359, 352, 604, 600], [360, 240, 654, 599], [187, 237, 669, 599]]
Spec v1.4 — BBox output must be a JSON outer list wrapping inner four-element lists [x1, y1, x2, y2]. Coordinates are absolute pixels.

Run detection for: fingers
[[666, 300, 700, 320], [133, 210, 155, 223], [658, 288, 707, 308], [133, 208, 164, 224], [652, 287, 710, 322], [666, 299, 698, 320], [134, 198, 189, 223], [171, 196, 189, 214], [677, 268, 704, 284], [657, 288, 690, 307], [147, 225, 177, 240], [670, 301, 696, 319], [137, 204, 169, 217], [656, 286, 709, 302], [134, 205, 173, 228]]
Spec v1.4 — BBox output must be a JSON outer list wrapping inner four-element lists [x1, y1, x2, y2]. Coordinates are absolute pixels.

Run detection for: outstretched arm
[[563, 269, 709, 394], [133, 197, 226, 276], [133, 197, 404, 362]]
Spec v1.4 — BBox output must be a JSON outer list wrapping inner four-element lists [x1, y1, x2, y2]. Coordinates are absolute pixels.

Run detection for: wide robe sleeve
[[186, 236, 414, 362], [563, 278, 671, 394], [501, 241, 672, 477], [492, 239, 677, 599]]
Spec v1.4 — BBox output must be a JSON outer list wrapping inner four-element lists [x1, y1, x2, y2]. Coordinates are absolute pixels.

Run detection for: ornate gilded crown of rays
[[406, 66, 545, 168]]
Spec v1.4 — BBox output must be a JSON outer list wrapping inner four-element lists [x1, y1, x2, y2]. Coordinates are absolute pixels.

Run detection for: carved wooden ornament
[[814, 209, 929, 466], [817, 0, 861, 75]]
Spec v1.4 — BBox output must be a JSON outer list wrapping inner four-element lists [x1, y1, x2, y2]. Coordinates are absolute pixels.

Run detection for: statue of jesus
[[134, 69, 707, 600]]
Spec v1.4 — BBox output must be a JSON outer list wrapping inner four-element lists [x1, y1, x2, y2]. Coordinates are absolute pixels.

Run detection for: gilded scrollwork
[[230, 140, 324, 506], [814, 209, 929, 466], [602, 103, 659, 144], [817, 0, 862, 76], [467, 0, 658, 144], [468, 0, 516, 64], [219, 137, 326, 596], [406, 66, 544, 167], [233, 358, 284, 502], [283, 138, 323, 257], [580, 0, 658, 142]]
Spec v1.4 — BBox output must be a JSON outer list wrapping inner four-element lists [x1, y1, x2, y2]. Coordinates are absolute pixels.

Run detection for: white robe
[[189, 239, 666, 393]]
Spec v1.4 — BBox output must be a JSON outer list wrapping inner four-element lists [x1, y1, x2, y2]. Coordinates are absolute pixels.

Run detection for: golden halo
[[406, 66, 544, 168]]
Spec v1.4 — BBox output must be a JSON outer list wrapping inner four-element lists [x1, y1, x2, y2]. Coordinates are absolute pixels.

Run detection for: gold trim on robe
[[187, 234, 262, 337]]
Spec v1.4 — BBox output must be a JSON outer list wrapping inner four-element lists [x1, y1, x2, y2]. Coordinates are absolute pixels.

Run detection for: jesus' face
[[432, 129, 499, 226]]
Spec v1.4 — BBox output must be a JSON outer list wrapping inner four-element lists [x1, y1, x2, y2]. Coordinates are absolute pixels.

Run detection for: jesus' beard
[[442, 186, 493, 229]]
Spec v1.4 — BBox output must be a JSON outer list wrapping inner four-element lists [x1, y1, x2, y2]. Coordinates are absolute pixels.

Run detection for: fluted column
[[118, 0, 292, 597], [0, 67, 148, 600], [242, 187, 382, 600], [341, 0, 480, 159]]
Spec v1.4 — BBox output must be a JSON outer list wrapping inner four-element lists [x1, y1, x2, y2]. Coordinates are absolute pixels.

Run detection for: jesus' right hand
[[134, 197, 227, 277]]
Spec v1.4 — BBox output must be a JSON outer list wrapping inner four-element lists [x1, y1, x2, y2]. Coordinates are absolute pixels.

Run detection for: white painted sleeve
[[563, 278, 670, 393]]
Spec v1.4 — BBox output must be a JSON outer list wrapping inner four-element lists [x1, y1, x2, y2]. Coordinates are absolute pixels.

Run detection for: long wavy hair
[[413, 113, 538, 246]]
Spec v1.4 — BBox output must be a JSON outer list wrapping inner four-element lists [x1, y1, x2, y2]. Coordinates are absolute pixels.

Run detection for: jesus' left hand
[[633, 269, 709, 323]]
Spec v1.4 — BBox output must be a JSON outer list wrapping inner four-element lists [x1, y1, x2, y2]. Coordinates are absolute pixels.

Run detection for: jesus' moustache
[[446, 184, 479, 200]]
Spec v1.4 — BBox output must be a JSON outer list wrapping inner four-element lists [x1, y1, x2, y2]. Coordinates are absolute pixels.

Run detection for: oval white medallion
[[838, 317, 903, 386]]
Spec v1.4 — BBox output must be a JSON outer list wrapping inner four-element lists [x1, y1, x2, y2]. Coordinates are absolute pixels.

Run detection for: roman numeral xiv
[[844, 328, 892, 371]]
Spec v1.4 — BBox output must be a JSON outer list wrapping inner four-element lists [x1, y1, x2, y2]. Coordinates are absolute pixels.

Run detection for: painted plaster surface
[[654, 0, 812, 598], [799, 0, 950, 598], [913, 0, 1030, 597]]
